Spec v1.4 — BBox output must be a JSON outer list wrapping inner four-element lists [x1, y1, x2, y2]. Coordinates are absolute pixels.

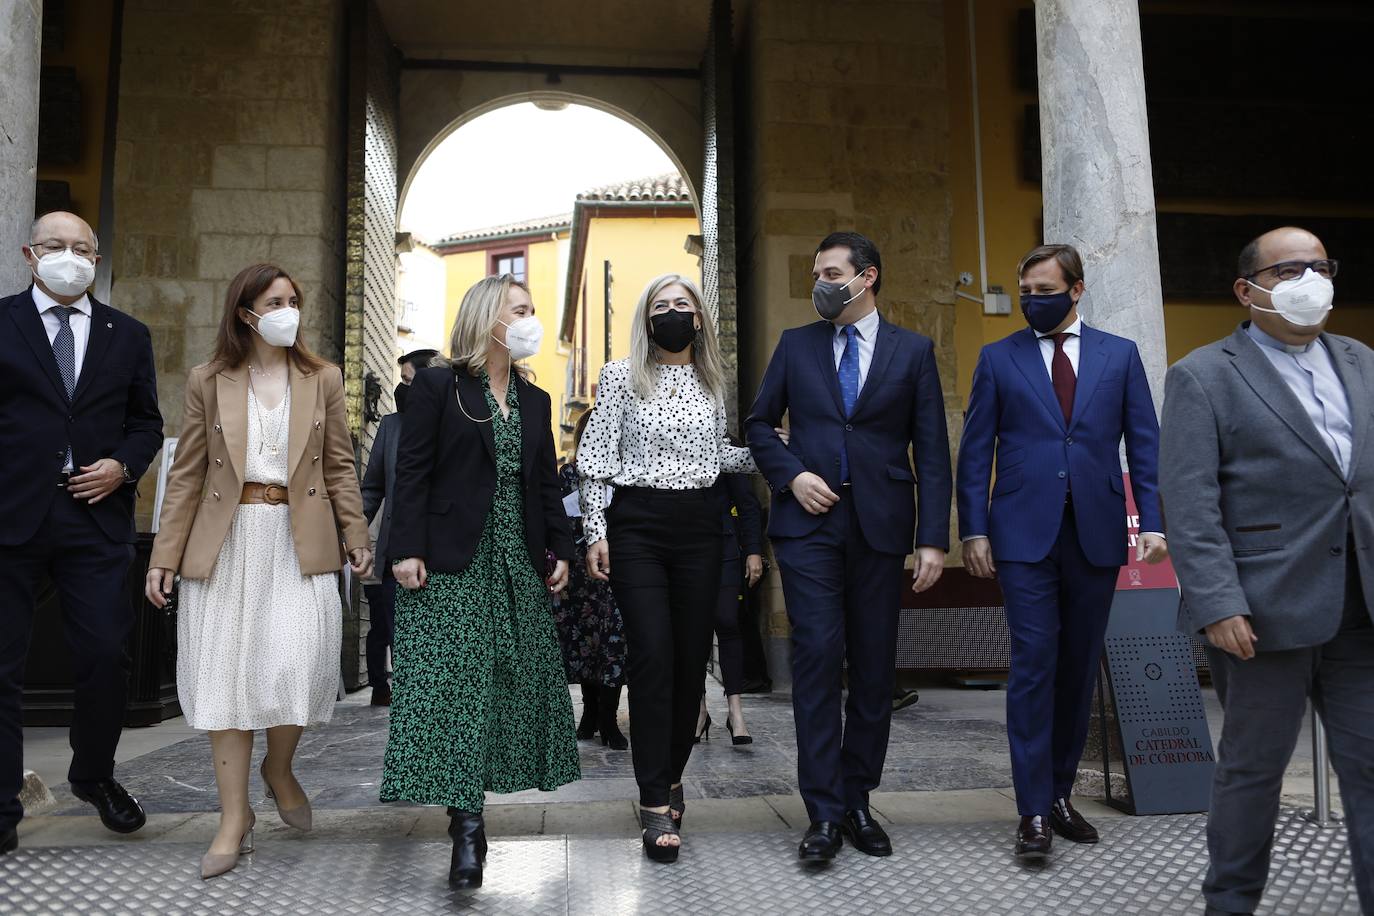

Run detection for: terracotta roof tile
[[577, 172, 690, 202], [434, 212, 572, 246]]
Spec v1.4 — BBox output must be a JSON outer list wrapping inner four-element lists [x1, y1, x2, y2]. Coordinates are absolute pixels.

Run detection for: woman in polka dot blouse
[[578, 273, 756, 863]]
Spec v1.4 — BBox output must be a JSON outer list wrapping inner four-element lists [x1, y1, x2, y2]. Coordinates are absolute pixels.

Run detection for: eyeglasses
[[30, 240, 97, 260], [1246, 259, 1338, 282]]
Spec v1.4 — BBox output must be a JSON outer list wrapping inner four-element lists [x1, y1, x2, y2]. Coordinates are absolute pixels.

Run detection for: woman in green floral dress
[[381, 275, 579, 891]]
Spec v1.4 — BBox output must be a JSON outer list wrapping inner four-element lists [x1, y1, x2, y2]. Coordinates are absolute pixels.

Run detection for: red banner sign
[[1116, 473, 1178, 591]]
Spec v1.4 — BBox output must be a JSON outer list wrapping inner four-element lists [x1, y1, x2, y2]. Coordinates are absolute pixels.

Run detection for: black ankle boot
[[447, 810, 484, 889], [576, 681, 600, 740], [599, 684, 628, 750]]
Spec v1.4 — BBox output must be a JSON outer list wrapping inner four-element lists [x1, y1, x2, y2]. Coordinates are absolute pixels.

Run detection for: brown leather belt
[[241, 483, 289, 505]]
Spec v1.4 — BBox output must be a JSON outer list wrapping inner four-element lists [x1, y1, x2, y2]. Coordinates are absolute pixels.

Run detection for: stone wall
[[110, 0, 348, 524], [735, 0, 958, 682], [0, 0, 42, 295]]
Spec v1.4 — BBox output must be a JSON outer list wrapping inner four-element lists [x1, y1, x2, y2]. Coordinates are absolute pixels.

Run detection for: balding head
[[28, 211, 98, 253], [1233, 226, 1332, 346]]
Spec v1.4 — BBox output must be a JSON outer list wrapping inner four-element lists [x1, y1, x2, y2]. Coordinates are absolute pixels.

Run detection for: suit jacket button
[[56, 450, 64, 458], [309, 487, 317, 496], [845, 423, 854, 431], [213, 491, 221, 500], [1058, 471, 1066, 479], [215, 458, 223, 467], [214, 424, 221, 432], [1331, 546, 1344, 557], [1065, 437, 1073, 445], [312, 455, 320, 463], [314, 420, 322, 429]]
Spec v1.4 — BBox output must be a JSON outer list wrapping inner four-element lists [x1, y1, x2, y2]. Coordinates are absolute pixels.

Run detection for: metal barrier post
[[1301, 707, 1342, 828]]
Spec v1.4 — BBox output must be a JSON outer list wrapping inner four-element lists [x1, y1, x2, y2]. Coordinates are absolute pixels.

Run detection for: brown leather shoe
[[1015, 815, 1052, 859], [1050, 797, 1099, 844]]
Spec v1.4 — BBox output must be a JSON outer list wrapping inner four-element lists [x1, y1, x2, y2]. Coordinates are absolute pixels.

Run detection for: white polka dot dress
[[176, 385, 343, 731], [577, 359, 756, 544]]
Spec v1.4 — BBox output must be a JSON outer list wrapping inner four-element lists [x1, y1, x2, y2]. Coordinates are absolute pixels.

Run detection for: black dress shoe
[[1015, 815, 1052, 859], [1, 827, 16, 855], [1050, 797, 1099, 844], [841, 809, 892, 857], [70, 779, 146, 834], [447, 810, 484, 889], [371, 684, 392, 706], [798, 821, 843, 861]]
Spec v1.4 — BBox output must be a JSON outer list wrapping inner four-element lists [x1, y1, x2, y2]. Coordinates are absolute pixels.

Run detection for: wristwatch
[[120, 461, 133, 483]]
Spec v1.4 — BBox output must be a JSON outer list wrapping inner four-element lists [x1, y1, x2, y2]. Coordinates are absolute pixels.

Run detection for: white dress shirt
[[1034, 316, 1081, 378], [832, 307, 881, 392], [1246, 323, 1353, 477], [33, 284, 93, 380]]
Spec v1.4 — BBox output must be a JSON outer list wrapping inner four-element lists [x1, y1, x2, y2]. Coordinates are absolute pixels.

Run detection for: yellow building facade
[[437, 175, 700, 454]]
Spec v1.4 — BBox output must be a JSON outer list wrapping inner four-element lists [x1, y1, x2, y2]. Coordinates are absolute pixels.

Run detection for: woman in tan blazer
[[146, 263, 371, 879]]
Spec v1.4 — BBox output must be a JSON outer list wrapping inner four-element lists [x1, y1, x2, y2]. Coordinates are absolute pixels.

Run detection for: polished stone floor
[[0, 810, 1360, 915], [43, 688, 1017, 816]]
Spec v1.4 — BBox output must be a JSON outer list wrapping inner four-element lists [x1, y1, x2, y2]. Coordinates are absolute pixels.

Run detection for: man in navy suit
[[0, 212, 163, 854], [957, 244, 1166, 859], [747, 232, 952, 862]]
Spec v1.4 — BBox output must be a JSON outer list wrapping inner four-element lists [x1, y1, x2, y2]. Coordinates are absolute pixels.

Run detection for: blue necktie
[[838, 324, 860, 482]]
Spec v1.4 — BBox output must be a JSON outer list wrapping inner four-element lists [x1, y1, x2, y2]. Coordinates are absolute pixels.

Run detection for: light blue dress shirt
[[832, 307, 880, 393], [1246, 322, 1353, 477]]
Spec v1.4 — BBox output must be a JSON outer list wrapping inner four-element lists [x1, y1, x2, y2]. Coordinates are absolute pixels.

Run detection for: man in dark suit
[[360, 347, 437, 706], [957, 243, 1166, 859], [747, 232, 952, 862], [0, 212, 163, 854], [1161, 227, 1374, 915]]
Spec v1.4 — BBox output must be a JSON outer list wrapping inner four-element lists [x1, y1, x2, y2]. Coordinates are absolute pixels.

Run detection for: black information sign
[[1102, 588, 1215, 816]]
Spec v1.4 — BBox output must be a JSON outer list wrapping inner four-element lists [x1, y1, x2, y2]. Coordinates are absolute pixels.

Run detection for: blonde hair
[[628, 274, 725, 402], [446, 274, 533, 379]]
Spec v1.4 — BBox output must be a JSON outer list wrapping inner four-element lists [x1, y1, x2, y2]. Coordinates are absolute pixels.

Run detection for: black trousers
[[363, 571, 396, 689], [607, 486, 723, 808], [739, 576, 771, 686], [0, 490, 136, 833], [713, 555, 745, 696]]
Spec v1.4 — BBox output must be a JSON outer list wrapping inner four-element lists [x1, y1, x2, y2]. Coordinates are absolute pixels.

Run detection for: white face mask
[[31, 248, 96, 297], [248, 307, 300, 348], [495, 315, 543, 361], [1246, 269, 1335, 328]]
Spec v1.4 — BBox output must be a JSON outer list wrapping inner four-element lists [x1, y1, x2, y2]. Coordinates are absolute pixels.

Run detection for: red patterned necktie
[[1052, 332, 1075, 424]]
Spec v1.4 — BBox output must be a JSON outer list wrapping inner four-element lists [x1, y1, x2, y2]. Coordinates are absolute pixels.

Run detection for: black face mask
[[650, 309, 698, 354], [1020, 290, 1075, 334], [394, 382, 409, 413]]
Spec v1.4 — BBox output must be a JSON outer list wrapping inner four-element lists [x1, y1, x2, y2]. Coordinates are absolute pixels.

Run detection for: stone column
[[0, 0, 42, 294], [1035, 0, 1167, 407]]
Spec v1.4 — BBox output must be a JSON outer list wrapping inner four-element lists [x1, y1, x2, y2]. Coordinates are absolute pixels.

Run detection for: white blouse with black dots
[[577, 358, 756, 544]]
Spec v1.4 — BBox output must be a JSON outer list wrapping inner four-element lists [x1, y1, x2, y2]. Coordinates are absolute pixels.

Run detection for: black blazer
[[0, 287, 163, 546], [720, 473, 763, 562], [388, 364, 574, 575]]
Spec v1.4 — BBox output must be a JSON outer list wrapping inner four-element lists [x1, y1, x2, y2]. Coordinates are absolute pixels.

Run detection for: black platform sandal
[[669, 784, 686, 829], [640, 808, 680, 863]]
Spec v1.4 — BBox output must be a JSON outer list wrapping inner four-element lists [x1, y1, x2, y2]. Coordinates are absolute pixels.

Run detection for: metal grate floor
[[0, 810, 1358, 915]]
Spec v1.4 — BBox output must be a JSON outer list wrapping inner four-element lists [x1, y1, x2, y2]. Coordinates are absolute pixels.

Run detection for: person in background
[[1, 211, 163, 856], [381, 275, 578, 891], [361, 347, 439, 707], [579, 273, 756, 863], [147, 263, 372, 879], [695, 462, 764, 747], [1160, 227, 1373, 915], [554, 409, 629, 750]]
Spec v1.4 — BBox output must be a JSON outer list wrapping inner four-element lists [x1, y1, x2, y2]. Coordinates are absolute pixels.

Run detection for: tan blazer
[[150, 360, 370, 578]]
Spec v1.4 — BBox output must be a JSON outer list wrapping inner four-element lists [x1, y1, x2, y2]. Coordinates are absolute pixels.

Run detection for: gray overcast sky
[[399, 102, 679, 243]]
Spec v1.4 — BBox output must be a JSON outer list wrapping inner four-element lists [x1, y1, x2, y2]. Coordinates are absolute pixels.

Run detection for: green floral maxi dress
[[380, 372, 580, 811]]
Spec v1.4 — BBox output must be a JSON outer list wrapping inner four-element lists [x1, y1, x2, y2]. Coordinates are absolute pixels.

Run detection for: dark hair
[[572, 409, 594, 457], [209, 263, 331, 374], [1016, 244, 1084, 287], [815, 231, 883, 296], [1237, 236, 1265, 279], [399, 348, 439, 370]]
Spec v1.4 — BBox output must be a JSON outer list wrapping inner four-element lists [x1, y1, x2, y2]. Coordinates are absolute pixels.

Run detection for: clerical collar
[[1246, 321, 1314, 356]]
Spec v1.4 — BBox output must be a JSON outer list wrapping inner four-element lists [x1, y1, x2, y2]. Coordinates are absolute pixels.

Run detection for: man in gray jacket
[[1160, 226, 1373, 915], [361, 347, 437, 706]]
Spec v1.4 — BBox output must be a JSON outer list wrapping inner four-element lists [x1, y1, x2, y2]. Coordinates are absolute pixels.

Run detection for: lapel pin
[[107, 322, 113, 328]]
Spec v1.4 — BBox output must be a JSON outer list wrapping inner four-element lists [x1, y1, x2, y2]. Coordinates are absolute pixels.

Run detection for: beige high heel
[[260, 757, 313, 831], [200, 812, 255, 880]]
